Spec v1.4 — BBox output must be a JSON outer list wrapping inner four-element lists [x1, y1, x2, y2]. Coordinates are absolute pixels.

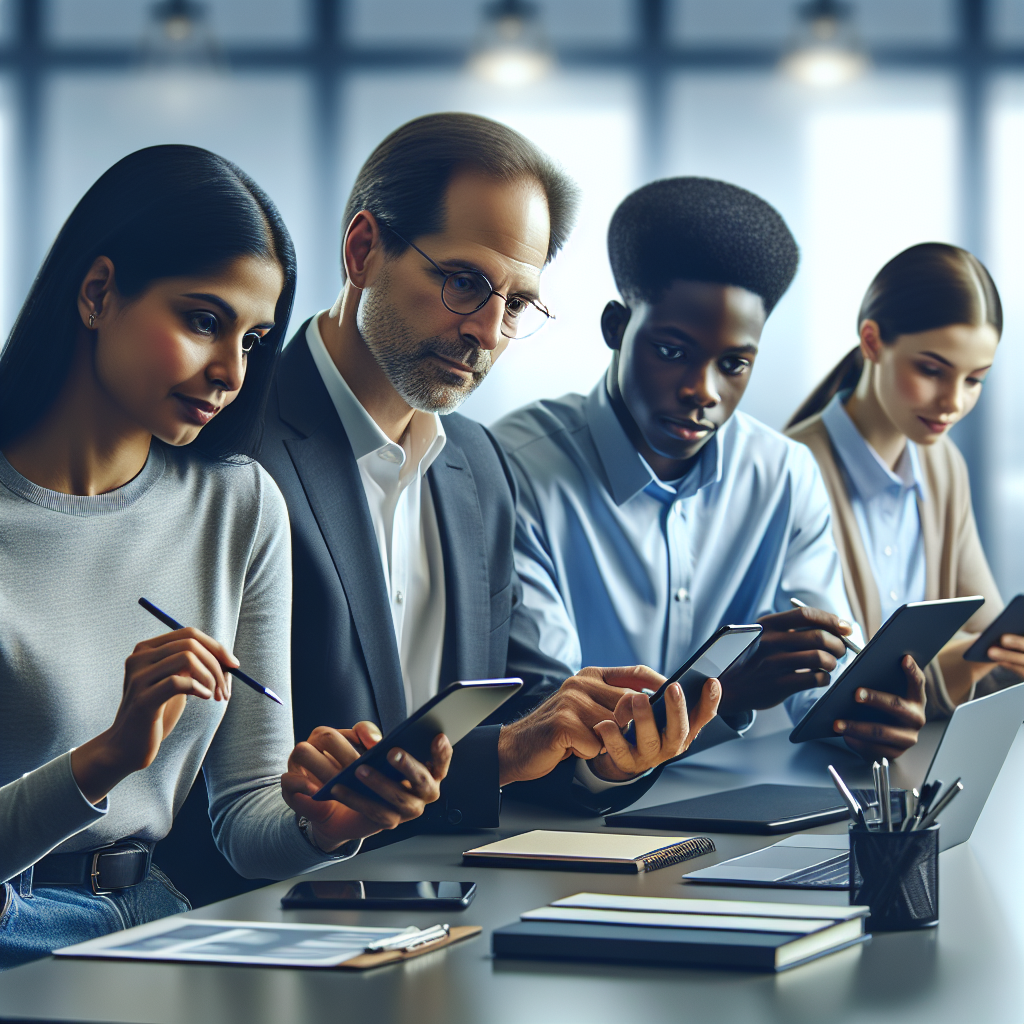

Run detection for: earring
[[88, 313, 96, 329]]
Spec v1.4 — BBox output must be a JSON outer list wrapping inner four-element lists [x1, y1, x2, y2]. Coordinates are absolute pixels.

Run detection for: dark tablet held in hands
[[623, 624, 762, 744], [789, 596, 984, 744], [963, 594, 1024, 662], [313, 678, 522, 802]]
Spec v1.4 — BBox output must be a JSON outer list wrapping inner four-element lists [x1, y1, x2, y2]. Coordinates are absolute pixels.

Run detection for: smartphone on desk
[[622, 624, 762, 744], [281, 880, 477, 910]]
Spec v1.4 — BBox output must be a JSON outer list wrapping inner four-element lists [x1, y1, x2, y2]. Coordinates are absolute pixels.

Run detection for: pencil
[[138, 597, 283, 705]]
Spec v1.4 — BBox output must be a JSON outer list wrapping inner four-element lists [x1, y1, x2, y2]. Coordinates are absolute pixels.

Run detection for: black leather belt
[[33, 840, 154, 895]]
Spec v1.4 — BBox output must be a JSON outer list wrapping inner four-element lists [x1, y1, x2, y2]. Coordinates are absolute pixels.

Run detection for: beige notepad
[[462, 830, 715, 873]]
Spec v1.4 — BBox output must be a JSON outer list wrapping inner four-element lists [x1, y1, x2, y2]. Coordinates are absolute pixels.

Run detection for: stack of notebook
[[492, 892, 870, 972]]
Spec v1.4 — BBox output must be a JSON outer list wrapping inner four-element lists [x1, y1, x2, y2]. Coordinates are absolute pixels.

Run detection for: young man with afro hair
[[493, 178, 928, 763]]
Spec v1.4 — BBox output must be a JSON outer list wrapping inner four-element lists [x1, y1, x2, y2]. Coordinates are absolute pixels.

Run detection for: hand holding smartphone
[[963, 595, 1024, 662], [622, 624, 762, 744]]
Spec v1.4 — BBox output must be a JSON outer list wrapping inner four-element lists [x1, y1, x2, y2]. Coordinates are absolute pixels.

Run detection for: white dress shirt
[[307, 318, 622, 796], [306, 315, 447, 713]]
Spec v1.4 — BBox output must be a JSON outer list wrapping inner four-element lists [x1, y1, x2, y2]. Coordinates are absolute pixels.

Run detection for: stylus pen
[[907, 780, 941, 831], [916, 778, 963, 831], [789, 598, 862, 655], [872, 761, 883, 825], [827, 765, 867, 828], [138, 597, 283, 705], [365, 923, 450, 953], [901, 788, 920, 831], [880, 757, 892, 832]]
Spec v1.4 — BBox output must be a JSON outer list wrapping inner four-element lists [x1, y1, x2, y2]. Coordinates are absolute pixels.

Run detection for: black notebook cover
[[491, 920, 867, 973], [605, 784, 849, 835]]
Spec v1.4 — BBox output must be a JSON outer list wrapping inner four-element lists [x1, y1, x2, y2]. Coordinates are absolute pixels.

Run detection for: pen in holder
[[849, 822, 939, 931]]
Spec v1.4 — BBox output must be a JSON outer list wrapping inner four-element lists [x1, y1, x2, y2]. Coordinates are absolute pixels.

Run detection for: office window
[[665, 71, 956, 430], [46, 0, 310, 46], [346, 0, 635, 47], [342, 71, 641, 425], [670, 0, 955, 46], [991, 0, 1024, 45], [803, 79, 958, 388], [986, 75, 1024, 595], [42, 72, 320, 317]]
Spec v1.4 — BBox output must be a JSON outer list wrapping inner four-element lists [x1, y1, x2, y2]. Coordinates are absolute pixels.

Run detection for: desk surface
[[3, 722, 1024, 1024]]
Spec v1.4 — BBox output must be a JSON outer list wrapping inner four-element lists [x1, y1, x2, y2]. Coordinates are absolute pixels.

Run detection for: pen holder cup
[[849, 823, 939, 931]]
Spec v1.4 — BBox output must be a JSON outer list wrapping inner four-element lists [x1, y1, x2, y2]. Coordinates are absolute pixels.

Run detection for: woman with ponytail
[[786, 242, 1023, 718]]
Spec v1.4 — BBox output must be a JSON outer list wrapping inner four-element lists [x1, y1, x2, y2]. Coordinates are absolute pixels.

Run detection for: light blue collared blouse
[[493, 376, 858, 730], [820, 391, 927, 626]]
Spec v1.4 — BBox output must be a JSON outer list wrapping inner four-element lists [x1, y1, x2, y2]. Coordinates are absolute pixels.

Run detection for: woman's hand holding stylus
[[70, 627, 238, 805]]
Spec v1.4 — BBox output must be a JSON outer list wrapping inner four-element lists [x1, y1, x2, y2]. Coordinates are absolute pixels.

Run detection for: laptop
[[683, 681, 1024, 890]]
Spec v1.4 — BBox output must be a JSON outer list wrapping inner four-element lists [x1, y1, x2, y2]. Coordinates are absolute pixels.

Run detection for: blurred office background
[[0, 0, 1021, 590]]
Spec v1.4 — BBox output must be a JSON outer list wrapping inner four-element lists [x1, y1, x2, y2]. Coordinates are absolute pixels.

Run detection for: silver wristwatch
[[295, 814, 326, 853]]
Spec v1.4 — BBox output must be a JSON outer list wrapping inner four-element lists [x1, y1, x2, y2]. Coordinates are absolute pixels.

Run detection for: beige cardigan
[[786, 412, 1009, 718]]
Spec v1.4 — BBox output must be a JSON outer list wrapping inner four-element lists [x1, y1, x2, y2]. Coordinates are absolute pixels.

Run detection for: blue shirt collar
[[585, 374, 724, 506], [821, 390, 925, 502]]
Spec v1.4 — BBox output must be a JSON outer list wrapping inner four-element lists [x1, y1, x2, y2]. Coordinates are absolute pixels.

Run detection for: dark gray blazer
[[257, 322, 660, 826]]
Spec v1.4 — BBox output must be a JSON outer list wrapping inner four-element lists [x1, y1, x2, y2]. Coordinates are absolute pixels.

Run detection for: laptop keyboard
[[777, 853, 850, 887]]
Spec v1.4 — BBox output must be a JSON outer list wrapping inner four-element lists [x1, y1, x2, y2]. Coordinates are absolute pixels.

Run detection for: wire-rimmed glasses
[[381, 222, 554, 339]]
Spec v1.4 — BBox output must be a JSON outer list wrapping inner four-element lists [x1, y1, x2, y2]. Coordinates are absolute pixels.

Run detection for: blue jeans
[[0, 864, 191, 971]]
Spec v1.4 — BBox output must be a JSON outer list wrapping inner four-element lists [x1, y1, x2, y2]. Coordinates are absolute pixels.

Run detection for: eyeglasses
[[380, 222, 554, 340]]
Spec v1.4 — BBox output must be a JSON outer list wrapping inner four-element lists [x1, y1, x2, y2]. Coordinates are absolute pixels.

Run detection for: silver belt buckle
[[90, 850, 112, 895]]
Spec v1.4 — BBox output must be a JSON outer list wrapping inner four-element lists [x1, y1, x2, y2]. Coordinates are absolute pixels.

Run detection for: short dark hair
[[0, 144, 295, 460], [341, 112, 579, 273], [788, 242, 1002, 427], [607, 177, 799, 313]]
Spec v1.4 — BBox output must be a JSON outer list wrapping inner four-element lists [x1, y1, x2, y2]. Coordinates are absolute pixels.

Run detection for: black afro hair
[[607, 177, 799, 314]]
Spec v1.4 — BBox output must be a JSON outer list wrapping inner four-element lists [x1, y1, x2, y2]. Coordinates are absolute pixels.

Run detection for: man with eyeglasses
[[256, 113, 721, 841]]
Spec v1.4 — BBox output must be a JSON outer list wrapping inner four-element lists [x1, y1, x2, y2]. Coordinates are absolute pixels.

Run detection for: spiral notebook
[[462, 830, 715, 873]]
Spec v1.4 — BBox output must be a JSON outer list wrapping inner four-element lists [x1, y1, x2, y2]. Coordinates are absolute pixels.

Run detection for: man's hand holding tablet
[[281, 722, 452, 850]]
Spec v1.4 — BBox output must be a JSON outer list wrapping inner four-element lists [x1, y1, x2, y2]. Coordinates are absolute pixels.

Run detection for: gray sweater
[[0, 444, 350, 884]]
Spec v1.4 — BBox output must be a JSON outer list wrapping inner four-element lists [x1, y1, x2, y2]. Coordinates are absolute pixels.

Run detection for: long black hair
[[0, 144, 296, 459], [787, 242, 1002, 428]]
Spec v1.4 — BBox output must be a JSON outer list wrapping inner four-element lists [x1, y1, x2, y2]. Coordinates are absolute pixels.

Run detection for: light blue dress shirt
[[820, 391, 927, 626], [492, 377, 857, 732]]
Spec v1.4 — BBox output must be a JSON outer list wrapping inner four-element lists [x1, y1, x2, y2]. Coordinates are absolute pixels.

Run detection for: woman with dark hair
[[0, 146, 450, 968], [786, 242, 1024, 719]]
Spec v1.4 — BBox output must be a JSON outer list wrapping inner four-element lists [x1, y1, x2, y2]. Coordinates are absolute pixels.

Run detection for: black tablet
[[605, 784, 849, 835], [964, 594, 1024, 662], [788, 596, 984, 743], [313, 678, 522, 802]]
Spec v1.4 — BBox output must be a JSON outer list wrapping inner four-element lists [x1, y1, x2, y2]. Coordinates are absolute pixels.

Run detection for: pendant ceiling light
[[146, 0, 217, 65], [781, 0, 868, 89], [469, 0, 554, 89]]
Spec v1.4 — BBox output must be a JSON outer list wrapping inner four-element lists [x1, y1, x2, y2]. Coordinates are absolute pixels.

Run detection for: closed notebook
[[492, 892, 869, 972], [462, 830, 714, 873]]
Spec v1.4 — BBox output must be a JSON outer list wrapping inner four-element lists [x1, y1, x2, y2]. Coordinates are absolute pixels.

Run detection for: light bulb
[[783, 46, 867, 88], [470, 1, 553, 89]]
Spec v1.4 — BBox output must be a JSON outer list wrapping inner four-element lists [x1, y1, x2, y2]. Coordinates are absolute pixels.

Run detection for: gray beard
[[358, 279, 493, 415]]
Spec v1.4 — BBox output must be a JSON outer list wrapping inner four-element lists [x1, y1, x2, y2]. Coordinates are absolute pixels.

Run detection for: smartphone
[[963, 594, 1024, 662], [313, 678, 522, 802], [622, 624, 762, 743], [280, 880, 477, 910]]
